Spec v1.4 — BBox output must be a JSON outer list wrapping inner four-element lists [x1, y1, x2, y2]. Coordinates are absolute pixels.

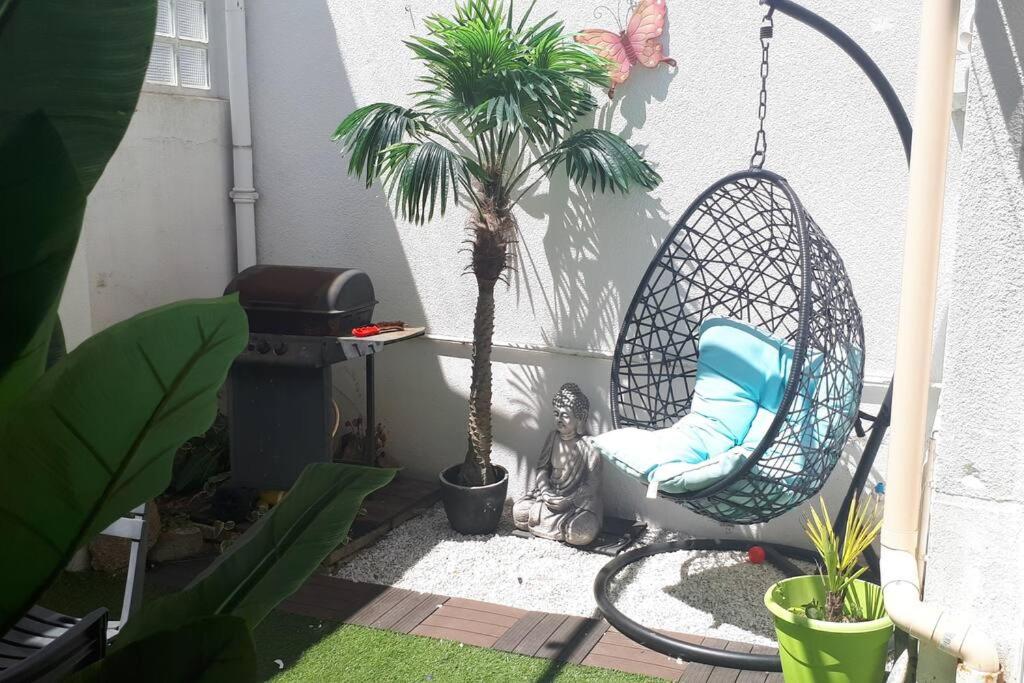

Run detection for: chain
[[749, 5, 774, 169]]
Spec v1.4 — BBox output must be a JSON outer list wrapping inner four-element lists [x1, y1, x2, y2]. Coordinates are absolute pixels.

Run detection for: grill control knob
[[256, 339, 271, 354], [274, 342, 288, 356]]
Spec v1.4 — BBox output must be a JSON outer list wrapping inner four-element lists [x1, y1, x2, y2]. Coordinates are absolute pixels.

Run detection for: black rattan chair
[[593, 0, 911, 672], [611, 167, 865, 524]]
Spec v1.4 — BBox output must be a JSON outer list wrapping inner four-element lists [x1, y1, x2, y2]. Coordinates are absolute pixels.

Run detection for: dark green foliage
[[0, 0, 156, 400], [0, 296, 249, 634], [115, 464, 396, 647], [70, 616, 258, 683], [171, 412, 231, 494], [543, 128, 662, 193]]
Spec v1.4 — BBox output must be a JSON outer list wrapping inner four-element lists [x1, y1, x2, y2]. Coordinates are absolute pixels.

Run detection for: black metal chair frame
[[593, 0, 909, 672], [0, 504, 149, 681]]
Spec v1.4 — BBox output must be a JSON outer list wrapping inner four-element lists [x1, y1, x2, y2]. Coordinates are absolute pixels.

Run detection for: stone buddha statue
[[512, 383, 603, 546]]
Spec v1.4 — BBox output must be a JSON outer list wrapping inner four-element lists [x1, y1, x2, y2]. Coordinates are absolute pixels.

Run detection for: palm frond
[[803, 496, 883, 621], [406, 0, 607, 147], [332, 104, 431, 186], [540, 129, 661, 193], [379, 141, 472, 224]]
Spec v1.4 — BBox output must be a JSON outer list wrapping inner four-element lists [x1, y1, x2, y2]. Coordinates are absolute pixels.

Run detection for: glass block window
[[145, 0, 210, 90]]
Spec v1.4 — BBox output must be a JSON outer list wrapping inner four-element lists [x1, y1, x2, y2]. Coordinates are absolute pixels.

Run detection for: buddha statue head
[[552, 382, 589, 439]]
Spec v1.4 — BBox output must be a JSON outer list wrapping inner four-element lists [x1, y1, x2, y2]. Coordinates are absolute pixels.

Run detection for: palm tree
[[333, 0, 661, 487]]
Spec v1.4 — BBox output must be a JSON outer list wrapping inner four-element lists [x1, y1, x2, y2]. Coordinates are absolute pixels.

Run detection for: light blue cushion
[[593, 318, 796, 495]]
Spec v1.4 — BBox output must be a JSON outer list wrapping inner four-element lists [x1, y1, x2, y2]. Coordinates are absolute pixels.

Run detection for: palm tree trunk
[[461, 275, 496, 486], [459, 186, 512, 487]]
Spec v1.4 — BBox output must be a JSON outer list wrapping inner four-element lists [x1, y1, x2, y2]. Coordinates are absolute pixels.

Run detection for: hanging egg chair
[[592, 0, 912, 672], [609, 166, 864, 524]]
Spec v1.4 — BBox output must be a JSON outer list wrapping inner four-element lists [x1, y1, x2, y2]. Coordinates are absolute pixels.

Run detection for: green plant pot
[[764, 576, 893, 683]]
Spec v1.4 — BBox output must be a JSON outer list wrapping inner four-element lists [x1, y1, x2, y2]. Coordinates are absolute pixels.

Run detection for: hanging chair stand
[[592, 0, 911, 672]]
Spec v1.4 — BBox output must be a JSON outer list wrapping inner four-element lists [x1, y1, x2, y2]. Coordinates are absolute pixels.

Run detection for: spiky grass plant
[[803, 496, 884, 622], [333, 0, 660, 486]]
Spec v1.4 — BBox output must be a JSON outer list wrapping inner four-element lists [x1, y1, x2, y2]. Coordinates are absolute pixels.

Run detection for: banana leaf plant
[[1, 2, 398, 680], [333, 0, 662, 486]]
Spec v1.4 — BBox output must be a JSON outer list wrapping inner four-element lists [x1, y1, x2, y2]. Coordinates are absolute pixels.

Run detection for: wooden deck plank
[[676, 635, 717, 683], [346, 586, 414, 627], [420, 614, 508, 637], [441, 597, 527, 619], [409, 623, 498, 649], [554, 617, 609, 664], [431, 604, 520, 628], [391, 593, 445, 635], [591, 641, 685, 669], [371, 591, 432, 631], [492, 611, 546, 652], [286, 579, 384, 612], [535, 616, 601, 662], [735, 644, 776, 683], [582, 652, 681, 681], [279, 597, 352, 622], [705, 640, 753, 683], [600, 630, 651, 649], [513, 613, 568, 657]]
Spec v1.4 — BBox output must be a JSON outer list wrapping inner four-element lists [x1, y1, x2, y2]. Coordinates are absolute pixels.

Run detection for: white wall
[[81, 91, 236, 331], [60, 0, 237, 336], [245, 0, 948, 545], [924, 1, 1024, 679]]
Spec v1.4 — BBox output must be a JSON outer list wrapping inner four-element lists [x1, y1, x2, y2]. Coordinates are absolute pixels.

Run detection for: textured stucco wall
[[79, 91, 236, 331], [924, 1, 1024, 679], [244, 0, 944, 545]]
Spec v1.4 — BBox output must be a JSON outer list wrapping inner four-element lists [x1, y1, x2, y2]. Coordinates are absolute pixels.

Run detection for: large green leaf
[[332, 103, 432, 186], [116, 463, 396, 647], [0, 295, 248, 633], [0, 0, 156, 195], [0, 112, 85, 408], [540, 128, 662, 193], [380, 140, 469, 224], [0, 0, 156, 400], [71, 615, 258, 683]]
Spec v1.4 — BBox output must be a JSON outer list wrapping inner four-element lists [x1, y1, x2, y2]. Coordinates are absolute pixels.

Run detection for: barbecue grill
[[225, 264, 423, 490]]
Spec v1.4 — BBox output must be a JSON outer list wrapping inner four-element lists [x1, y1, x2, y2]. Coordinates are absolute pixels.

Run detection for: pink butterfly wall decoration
[[575, 0, 677, 98]]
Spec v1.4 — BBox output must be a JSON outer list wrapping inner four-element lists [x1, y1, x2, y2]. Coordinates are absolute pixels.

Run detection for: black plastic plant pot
[[439, 464, 508, 535]]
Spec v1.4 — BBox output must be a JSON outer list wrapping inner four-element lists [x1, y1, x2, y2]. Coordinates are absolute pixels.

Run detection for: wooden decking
[[152, 561, 782, 682]]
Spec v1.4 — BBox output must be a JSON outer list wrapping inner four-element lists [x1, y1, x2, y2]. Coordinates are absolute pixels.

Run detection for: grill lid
[[225, 264, 377, 336], [226, 264, 375, 315]]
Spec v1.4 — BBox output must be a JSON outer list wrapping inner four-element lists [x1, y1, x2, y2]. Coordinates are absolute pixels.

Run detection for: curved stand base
[[593, 539, 818, 672]]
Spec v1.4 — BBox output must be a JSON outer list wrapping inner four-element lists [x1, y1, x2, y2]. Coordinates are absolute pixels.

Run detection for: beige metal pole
[[881, 0, 1001, 677], [884, 0, 960, 556]]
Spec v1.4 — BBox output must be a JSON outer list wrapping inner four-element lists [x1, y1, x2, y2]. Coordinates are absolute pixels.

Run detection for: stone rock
[[150, 524, 205, 564]]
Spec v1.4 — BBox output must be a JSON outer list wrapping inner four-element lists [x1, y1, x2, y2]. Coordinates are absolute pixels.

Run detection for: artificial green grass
[[40, 571, 658, 682], [258, 611, 656, 683]]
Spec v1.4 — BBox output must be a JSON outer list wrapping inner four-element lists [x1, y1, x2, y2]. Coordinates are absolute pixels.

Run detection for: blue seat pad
[[592, 318, 795, 494]]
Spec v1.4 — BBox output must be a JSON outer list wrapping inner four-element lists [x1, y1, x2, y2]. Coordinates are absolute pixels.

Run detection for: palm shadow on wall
[[976, 0, 1024, 185]]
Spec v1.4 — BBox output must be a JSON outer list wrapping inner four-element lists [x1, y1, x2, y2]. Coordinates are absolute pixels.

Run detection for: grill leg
[[364, 355, 375, 465]]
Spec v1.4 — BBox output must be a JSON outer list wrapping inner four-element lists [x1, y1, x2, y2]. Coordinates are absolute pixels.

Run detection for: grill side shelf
[[233, 327, 425, 368]]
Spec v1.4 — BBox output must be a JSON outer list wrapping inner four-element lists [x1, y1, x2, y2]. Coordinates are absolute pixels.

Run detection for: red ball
[[747, 546, 766, 565]]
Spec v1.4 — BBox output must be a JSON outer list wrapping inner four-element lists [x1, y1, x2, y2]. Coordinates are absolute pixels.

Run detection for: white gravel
[[335, 504, 805, 645]]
